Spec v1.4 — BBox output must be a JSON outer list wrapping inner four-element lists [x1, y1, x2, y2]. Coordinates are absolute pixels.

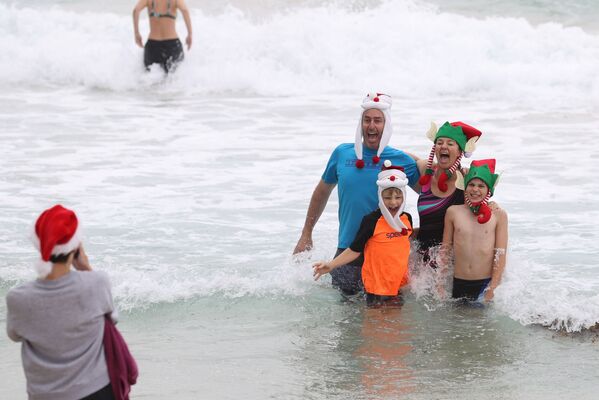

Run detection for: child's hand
[[312, 261, 332, 281], [483, 287, 495, 302], [436, 282, 448, 301]]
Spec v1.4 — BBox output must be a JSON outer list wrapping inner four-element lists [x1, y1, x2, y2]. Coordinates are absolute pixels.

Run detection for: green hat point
[[435, 122, 467, 151]]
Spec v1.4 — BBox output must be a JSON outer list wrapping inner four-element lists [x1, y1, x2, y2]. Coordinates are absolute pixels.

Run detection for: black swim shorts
[[452, 277, 491, 301], [144, 38, 184, 72]]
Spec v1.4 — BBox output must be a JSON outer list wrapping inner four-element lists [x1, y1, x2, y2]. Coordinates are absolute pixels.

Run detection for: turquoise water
[[1, 0, 598, 398]]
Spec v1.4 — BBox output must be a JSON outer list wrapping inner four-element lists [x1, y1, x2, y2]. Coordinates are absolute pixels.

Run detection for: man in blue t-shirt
[[294, 93, 420, 295]]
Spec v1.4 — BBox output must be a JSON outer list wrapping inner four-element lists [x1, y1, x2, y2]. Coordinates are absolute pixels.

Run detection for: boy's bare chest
[[454, 210, 497, 239]]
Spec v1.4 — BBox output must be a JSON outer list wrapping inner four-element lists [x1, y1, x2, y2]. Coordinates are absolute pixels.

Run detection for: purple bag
[[103, 316, 138, 400]]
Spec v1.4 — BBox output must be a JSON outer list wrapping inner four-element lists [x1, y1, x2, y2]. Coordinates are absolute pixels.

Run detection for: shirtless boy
[[441, 159, 508, 302]]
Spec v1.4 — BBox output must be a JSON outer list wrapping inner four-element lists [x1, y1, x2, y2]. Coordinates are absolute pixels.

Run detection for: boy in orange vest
[[313, 160, 413, 307]]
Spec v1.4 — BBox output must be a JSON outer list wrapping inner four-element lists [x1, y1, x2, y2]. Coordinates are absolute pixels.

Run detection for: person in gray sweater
[[6, 205, 118, 400]]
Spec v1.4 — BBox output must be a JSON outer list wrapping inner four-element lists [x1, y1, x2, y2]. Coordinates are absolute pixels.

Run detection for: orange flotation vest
[[361, 213, 412, 296]]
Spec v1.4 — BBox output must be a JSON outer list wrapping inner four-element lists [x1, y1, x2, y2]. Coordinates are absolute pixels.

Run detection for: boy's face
[[465, 178, 489, 203], [382, 188, 404, 216]]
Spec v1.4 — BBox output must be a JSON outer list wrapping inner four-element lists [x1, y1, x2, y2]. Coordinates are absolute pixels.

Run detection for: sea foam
[[0, 1, 598, 109]]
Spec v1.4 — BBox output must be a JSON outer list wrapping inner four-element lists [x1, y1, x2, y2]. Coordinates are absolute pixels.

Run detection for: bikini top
[[149, 0, 176, 19]]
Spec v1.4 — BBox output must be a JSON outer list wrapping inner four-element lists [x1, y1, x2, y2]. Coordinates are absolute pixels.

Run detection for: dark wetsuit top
[[416, 181, 464, 253]]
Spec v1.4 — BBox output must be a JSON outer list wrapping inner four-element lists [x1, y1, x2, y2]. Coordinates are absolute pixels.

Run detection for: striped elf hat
[[418, 121, 482, 192], [354, 93, 393, 169], [460, 159, 500, 224]]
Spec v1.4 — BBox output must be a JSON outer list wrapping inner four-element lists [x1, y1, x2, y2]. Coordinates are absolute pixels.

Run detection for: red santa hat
[[354, 93, 393, 169], [31, 205, 81, 278]]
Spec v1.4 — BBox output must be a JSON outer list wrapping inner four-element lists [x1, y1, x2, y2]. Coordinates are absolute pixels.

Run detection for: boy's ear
[[455, 170, 465, 190]]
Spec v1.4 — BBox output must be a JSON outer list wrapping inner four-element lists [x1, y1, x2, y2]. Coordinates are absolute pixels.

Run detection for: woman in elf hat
[[6, 205, 128, 400], [414, 121, 482, 265]]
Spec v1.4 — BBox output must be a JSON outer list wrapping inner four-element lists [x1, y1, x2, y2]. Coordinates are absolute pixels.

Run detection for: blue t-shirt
[[322, 143, 419, 249]]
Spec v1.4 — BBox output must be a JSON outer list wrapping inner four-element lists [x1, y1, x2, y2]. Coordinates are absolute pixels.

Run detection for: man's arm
[[485, 209, 508, 301], [293, 179, 336, 254], [132, 0, 147, 48], [177, 0, 193, 50]]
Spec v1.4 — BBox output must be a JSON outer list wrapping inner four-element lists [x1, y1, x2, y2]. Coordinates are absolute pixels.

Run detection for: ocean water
[[0, 0, 598, 398]]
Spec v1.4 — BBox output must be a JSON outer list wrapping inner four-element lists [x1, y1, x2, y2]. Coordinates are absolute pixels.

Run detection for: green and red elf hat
[[460, 159, 500, 224], [354, 93, 393, 169], [418, 121, 482, 192]]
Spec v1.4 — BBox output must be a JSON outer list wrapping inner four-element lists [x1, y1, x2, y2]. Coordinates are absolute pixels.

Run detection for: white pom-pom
[[34, 260, 52, 279], [384, 160, 392, 168]]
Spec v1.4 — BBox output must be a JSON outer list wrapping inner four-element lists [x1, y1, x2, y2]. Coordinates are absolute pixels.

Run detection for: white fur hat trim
[[354, 93, 393, 161], [376, 164, 408, 232]]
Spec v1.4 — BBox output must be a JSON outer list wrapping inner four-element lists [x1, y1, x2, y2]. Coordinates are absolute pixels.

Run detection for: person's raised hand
[[72, 245, 92, 271]]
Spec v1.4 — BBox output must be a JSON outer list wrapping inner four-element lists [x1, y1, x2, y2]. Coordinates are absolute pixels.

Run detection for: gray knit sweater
[[6, 270, 117, 400]]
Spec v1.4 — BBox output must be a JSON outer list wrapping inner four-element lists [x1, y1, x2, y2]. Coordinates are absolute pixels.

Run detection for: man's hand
[[186, 35, 192, 50], [293, 234, 313, 255]]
